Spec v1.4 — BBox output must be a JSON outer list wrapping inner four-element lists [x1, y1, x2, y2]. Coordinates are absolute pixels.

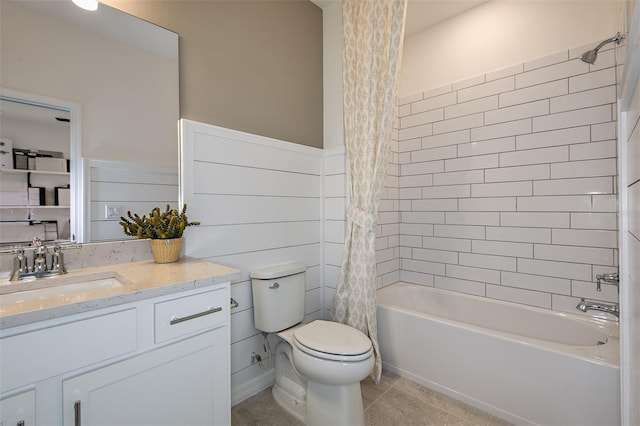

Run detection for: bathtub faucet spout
[[576, 298, 619, 318]]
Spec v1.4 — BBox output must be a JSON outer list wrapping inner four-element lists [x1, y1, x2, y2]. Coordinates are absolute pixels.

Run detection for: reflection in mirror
[[0, 97, 73, 246], [0, 0, 179, 244]]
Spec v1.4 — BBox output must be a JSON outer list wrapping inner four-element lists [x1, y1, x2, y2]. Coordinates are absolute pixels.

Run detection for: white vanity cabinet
[[62, 328, 227, 425], [0, 281, 231, 426], [0, 390, 35, 426]]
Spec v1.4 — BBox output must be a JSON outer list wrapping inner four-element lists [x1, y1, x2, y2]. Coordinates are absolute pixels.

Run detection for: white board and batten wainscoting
[[180, 119, 329, 404]]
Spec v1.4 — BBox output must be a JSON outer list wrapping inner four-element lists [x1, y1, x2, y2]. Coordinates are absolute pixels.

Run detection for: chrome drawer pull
[[230, 297, 239, 309], [74, 400, 81, 426], [170, 307, 222, 325]]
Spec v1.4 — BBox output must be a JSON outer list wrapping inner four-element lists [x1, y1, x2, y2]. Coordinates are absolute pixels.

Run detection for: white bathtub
[[377, 282, 620, 426]]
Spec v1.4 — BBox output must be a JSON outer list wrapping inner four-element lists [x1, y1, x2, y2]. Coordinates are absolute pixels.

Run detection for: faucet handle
[[596, 273, 619, 291], [32, 237, 48, 257], [10, 248, 26, 281], [51, 244, 67, 274]]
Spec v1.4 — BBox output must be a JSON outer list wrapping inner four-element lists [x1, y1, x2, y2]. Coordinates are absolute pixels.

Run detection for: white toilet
[[251, 263, 374, 426]]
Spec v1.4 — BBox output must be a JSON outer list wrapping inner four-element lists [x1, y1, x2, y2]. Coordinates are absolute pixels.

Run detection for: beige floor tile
[[361, 368, 402, 409], [364, 387, 464, 425], [488, 415, 514, 426], [231, 388, 303, 426], [391, 378, 496, 425], [231, 374, 511, 426], [379, 368, 401, 387]]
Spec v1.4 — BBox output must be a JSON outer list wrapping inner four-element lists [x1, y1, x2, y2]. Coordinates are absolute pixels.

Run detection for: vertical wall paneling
[[180, 120, 323, 405], [393, 43, 620, 316], [323, 147, 347, 318], [85, 159, 178, 242]]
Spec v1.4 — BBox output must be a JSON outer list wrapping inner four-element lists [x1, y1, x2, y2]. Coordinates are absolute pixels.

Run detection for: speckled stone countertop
[[0, 257, 240, 329]]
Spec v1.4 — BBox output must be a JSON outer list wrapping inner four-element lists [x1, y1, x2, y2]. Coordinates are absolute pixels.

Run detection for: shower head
[[580, 49, 598, 64], [580, 32, 625, 64]]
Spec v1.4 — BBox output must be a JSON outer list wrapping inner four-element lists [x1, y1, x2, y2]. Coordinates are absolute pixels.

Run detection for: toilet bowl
[[250, 264, 373, 425], [275, 320, 373, 425]]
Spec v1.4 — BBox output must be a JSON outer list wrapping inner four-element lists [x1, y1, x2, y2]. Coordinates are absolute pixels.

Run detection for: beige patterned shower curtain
[[330, 0, 407, 384]]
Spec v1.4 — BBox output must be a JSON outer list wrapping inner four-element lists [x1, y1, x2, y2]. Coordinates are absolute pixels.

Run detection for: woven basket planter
[[150, 237, 183, 263]]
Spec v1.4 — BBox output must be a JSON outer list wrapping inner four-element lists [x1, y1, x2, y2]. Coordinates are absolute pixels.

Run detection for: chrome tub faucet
[[576, 298, 619, 319]]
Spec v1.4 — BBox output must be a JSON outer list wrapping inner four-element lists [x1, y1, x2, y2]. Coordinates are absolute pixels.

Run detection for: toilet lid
[[293, 320, 372, 356]]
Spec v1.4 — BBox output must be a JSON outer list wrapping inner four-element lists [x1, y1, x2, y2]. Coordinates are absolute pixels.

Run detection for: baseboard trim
[[231, 368, 275, 406]]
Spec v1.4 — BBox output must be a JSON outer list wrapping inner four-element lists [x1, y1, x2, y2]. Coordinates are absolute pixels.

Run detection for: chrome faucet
[[576, 298, 619, 318], [8, 239, 68, 281]]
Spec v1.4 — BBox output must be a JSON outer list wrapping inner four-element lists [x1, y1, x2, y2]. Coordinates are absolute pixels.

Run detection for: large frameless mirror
[[0, 0, 179, 246]]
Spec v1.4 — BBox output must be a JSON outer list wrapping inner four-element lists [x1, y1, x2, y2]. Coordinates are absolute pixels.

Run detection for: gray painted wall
[[106, 0, 324, 149]]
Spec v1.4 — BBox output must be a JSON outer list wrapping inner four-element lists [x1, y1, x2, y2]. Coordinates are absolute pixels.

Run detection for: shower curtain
[[330, 0, 407, 384]]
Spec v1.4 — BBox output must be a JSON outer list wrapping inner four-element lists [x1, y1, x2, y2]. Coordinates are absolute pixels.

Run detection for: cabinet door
[[0, 390, 36, 426], [63, 328, 229, 426]]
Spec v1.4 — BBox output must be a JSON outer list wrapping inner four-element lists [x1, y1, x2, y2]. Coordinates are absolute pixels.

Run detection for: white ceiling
[[311, 0, 488, 36], [405, 0, 488, 36]]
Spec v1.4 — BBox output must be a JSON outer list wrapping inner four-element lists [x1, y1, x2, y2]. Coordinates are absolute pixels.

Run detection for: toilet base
[[272, 383, 305, 423], [306, 381, 365, 426], [272, 340, 307, 423], [273, 380, 365, 426]]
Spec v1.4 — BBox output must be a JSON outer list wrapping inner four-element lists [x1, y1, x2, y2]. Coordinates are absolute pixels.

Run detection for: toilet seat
[[293, 320, 373, 362]]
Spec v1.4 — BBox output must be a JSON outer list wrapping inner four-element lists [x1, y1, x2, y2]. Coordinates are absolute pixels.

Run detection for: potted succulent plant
[[119, 204, 200, 263]]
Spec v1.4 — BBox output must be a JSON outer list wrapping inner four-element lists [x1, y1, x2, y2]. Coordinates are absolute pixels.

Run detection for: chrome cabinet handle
[[230, 298, 239, 309], [74, 400, 81, 426], [170, 307, 222, 325]]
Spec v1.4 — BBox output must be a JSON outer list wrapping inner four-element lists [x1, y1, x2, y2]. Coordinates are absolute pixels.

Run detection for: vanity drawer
[[0, 309, 137, 393], [154, 288, 227, 343]]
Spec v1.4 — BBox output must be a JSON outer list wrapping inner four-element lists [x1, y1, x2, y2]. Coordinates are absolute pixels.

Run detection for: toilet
[[251, 263, 374, 426]]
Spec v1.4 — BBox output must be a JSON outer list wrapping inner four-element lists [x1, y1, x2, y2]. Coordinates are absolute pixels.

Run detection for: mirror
[[0, 97, 73, 246], [0, 0, 179, 245]]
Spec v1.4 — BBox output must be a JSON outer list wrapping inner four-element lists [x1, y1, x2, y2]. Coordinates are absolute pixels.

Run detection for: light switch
[[105, 205, 123, 219]]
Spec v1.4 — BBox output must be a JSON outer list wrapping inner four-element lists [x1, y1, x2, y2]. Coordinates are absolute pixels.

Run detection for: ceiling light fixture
[[72, 0, 99, 11]]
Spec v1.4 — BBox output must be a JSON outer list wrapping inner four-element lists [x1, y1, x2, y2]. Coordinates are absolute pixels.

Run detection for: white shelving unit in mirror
[[0, 167, 71, 246]]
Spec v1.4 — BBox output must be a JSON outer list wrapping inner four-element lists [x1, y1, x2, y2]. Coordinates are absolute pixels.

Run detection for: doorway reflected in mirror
[[0, 98, 72, 247]]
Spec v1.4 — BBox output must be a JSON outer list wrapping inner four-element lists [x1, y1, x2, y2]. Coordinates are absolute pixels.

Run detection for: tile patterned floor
[[231, 371, 512, 426]]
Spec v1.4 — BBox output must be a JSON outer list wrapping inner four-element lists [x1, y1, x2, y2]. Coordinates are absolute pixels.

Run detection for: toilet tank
[[251, 263, 306, 333]]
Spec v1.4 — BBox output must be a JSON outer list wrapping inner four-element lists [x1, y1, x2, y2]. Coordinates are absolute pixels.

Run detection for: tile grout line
[[363, 376, 400, 412]]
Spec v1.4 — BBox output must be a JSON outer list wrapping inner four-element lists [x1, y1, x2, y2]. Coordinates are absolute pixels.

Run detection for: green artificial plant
[[119, 204, 200, 239]]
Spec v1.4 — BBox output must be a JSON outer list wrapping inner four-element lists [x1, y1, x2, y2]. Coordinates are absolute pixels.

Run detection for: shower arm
[[593, 32, 625, 53]]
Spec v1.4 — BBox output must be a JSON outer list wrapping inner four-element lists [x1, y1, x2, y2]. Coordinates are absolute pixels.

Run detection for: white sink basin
[[0, 272, 131, 310]]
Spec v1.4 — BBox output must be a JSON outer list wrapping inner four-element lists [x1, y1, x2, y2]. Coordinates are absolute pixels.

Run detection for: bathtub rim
[[376, 282, 619, 368]]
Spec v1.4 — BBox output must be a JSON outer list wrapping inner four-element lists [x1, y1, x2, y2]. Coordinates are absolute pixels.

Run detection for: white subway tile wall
[[392, 45, 619, 313], [376, 125, 401, 289]]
